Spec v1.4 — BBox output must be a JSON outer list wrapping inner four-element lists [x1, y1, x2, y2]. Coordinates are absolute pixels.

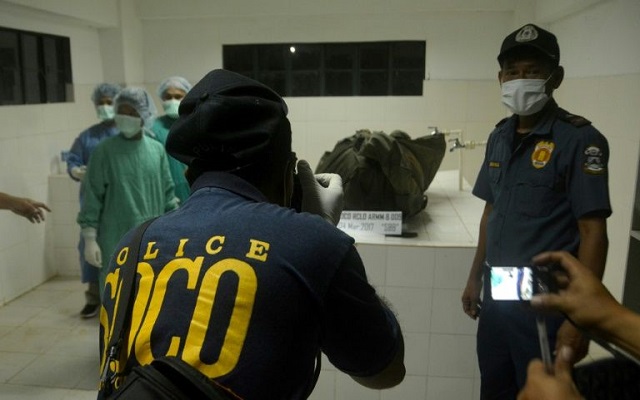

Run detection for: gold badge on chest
[[531, 141, 555, 169]]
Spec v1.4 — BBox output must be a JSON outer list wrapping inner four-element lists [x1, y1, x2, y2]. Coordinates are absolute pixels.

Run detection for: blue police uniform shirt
[[473, 99, 611, 266], [100, 172, 401, 400]]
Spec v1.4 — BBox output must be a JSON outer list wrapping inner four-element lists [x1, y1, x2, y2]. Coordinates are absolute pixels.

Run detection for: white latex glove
[[70, 166, 87, 181], [296, 159, 344, 225], [82, 227, 102, 268]]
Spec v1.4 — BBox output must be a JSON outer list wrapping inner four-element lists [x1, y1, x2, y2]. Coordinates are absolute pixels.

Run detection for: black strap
[[100, 218, 157, 391]]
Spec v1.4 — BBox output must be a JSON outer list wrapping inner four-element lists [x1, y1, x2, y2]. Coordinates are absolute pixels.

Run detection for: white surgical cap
[[114, 87, 157, 128], [91, 83, 122, 105], [157, 76, 192, 98]]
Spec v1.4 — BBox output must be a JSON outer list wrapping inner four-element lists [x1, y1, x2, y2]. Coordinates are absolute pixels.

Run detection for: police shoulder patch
[[559, 112, 592, 127], [583, 144, 606, 175]]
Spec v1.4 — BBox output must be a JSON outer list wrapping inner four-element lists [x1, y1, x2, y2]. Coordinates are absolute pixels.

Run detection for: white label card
[[337, 211, 402, 236]]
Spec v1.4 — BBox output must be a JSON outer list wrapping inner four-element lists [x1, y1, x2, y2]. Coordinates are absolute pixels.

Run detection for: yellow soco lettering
[[183, 258, 257, 377], [134, 257, 204, 364], [126, 262, 155, 356], [103, 245, 264, 378], [175, 238, 189, 257], [116, 247, 129, 266], [143, 242, 159, 260], [206, 236, 225, 255], [100, 267, 121, 372], [246, 239, 270, 262]]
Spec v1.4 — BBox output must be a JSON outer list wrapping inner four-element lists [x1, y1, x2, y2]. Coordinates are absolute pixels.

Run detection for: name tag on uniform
[[337, 211, 402, 236]]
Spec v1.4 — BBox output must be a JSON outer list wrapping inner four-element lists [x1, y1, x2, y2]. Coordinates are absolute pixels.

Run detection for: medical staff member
[[77, 87, 179, 300], [461, 24, 611, 399], [67, 83, 121, 318], [151, 76, 192, 203], [99, 70, 405, 399]]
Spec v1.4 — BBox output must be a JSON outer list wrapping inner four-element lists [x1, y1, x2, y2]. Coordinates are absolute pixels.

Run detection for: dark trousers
[[477, 271, 564, 400]]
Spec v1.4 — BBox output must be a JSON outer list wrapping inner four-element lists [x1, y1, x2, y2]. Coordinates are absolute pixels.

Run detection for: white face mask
[[500, 76, 552, 116], [96, 105, 115, 121], [114, 114, 142, 138], [162, 99, 181, 119]]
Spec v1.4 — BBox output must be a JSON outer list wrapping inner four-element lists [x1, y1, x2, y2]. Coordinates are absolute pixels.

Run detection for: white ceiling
[[133, 0, 611, 25], [134, 0, 522, 19]]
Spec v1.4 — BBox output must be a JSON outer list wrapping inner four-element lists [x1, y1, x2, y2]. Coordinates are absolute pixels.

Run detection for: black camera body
[[490, 264, 557, 301]]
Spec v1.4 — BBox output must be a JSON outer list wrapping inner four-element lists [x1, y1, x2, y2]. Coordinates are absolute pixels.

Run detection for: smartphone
[[490, 265, 555, 301]]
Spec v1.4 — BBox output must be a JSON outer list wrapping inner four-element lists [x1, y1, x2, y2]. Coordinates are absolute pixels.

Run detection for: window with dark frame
[[223, 41, 425, 97], [0, 27, 73, 106]]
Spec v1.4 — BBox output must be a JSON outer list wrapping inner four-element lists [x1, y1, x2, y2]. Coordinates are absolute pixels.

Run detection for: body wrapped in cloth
[[316, 129, 446, 219]]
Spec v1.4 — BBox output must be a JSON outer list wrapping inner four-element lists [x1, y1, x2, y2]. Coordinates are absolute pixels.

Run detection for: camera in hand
[[490, 265, 557, 301]]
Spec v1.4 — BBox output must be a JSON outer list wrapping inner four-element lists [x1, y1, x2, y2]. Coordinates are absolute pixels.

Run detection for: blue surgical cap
[[114, 87, 157, 128], [157, 76, 192, 98], [91, 83, 122, 105]]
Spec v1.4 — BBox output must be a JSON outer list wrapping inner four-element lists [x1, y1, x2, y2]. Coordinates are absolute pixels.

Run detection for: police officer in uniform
[[461, 24, 611, 399], [99, 69, 405, 399]]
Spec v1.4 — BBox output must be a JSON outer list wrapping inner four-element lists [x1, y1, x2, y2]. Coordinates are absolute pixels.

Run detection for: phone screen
[[490, 266, 535, 301]]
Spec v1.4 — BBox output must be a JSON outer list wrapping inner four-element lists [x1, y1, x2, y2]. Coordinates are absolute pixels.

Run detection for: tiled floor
[[0, 278, 98, 399], [0, 169, 482, 399]]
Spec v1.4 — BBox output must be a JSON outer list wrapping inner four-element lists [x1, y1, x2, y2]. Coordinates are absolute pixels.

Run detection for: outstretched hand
[[9, 196, 51, 223]]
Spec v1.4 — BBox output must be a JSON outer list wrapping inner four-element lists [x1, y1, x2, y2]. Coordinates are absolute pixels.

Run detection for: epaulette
[[495, 117, 509, 127], [559, 112, 592, 127]]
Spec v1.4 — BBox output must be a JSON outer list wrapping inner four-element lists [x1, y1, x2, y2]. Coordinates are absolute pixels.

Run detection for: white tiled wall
[[0, 80, 99, 305], [47, 174, 82, 278]]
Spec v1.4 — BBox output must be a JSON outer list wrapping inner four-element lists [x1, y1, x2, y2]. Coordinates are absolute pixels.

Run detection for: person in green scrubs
[[77, 87, 179, 299], [151, 76, 192, 203]]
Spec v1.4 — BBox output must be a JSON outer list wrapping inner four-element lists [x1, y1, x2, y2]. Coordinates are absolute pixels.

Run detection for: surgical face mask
[[162, 99, 181, 119], [114, 114, 142, 138], [96, 105, 115, 121], [500, 75, 552, 116]]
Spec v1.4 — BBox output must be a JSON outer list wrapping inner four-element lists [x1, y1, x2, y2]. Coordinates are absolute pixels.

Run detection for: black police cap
[[166, 69, 290, 171], [497, 24, 560, 66]]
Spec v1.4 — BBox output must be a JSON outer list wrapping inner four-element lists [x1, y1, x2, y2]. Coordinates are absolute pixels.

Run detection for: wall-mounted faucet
[[427, 126, 487, 190], [429, 126, 463, 137], [449, 138, 486, 152], [449, 138, 465, 152]]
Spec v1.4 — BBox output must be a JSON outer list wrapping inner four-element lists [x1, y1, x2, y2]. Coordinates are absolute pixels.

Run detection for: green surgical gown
[[151, 115, 190, 203], [77, 133, 179, 296]]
